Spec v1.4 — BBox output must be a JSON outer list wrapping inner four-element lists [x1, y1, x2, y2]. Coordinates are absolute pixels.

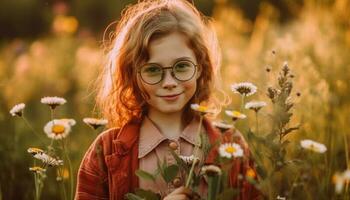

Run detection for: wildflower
[[245, 101, 267, 112], [212, 121, 233, 133], [60, 118, 76, 126], [44, 119, 72, 140], [53, 15, 79, 35], [9, 103, 25, 117], [27, 147, 44, 155], [246, 168, 256, 179], [332, 169, 350, 194], [201, 165, 222, 176], [219, 142, 244, 159], [276, 196, 286, 200], [29, 166, 46, 174], [40, 96, 66, 109], [300, 139, 327, 153], [225, 110, 246, 121], [179, 155, 199, 166], [34, 153, 63, 166], [83, 118, 108, 130], [231, 82, 257, 97], [190, 104, 215, 115]]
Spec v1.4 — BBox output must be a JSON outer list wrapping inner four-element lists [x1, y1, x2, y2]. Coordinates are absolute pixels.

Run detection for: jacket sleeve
[[224, 129, 264, 200], [75, 136, 109, 200]]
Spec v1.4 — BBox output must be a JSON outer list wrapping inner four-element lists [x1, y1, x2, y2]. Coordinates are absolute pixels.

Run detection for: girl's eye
[[142, 65, 162, 75], [174, 61, 192, 72]]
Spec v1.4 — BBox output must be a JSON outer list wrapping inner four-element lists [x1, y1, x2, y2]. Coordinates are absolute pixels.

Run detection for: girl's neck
[[146, 108, 184, 139]]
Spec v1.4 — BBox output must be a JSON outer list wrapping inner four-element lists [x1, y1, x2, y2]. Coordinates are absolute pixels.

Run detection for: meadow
[[0, 0, 349, 199]]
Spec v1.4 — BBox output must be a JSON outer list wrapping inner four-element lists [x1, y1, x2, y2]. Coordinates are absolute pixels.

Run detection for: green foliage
[[135, 170, 156, 182]]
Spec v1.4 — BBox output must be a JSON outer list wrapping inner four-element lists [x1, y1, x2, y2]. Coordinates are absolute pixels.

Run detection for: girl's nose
[[161, 69, 178, 89]]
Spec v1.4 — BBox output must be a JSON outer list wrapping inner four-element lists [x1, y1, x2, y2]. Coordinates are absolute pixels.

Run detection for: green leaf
[[256, 164, 267, 179], [135, 188, 161, 200], [163, 164, 179, 183], [125, 193, 145, 200], [135, 170, 156, 182], [217, 188, 239, 200], [169, 149, 189, 172]]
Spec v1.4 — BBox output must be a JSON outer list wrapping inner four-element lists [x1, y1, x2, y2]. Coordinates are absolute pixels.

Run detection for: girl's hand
[[163, 186, 193, 200]]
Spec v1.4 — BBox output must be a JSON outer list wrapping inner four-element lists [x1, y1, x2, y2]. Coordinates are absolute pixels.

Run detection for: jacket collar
[[111, 116, 221, 162], [138, 116, 201, 158]]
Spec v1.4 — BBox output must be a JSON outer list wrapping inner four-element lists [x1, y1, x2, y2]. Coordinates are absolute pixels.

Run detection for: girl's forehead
[[146, 32, 196, 65]]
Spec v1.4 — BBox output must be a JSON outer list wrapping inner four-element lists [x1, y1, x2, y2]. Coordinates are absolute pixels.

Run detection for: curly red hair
[[95, 0, 227, 128]]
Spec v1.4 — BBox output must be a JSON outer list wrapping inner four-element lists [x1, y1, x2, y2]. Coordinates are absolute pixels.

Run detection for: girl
[[75, 0, 262, 199]]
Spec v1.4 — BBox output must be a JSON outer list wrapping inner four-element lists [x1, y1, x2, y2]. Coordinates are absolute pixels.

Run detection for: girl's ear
[[196, 65, 202, 79]]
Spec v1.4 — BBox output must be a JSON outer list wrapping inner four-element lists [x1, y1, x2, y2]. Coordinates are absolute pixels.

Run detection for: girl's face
[[137, 32, 200, 114]]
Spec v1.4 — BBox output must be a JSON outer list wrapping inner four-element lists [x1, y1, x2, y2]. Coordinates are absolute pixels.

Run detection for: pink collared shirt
[[138, 116, 206, 197]]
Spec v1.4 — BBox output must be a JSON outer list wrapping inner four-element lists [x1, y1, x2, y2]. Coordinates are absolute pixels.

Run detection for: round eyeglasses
[[138, 59, 198, 85]]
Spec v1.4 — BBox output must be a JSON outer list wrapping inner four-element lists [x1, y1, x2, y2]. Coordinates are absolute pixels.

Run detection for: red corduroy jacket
[[75, 118, 263, 200]]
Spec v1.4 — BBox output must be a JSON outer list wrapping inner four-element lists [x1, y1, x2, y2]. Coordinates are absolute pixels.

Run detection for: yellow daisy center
[[232, 111, 242, 117], [63, 168, 70, 179], [197, 106, 207, 112], [29, 147, 43, 153], [52, 124, 66, 135], [225, 146, 236, 154], [30, 166, 45, 172], [246, 168, 256, 178]]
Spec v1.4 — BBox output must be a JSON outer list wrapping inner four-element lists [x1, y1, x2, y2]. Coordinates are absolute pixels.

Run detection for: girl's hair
[[96, 0, 228, 128]]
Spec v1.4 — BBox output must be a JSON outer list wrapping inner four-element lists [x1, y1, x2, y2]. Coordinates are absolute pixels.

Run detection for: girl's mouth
[[158, 92, 183, 101]]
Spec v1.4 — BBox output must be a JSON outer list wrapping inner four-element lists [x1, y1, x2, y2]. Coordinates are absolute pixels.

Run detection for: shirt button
[[172, 177, 182, 188], [168, 141, 178, 150]]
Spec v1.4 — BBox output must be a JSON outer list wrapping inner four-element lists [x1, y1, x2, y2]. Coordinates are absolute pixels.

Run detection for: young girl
[[75, 0, 262, 199]]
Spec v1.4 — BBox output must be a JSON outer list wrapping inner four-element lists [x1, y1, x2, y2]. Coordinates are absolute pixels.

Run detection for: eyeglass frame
[[137, 59, 198, 85]]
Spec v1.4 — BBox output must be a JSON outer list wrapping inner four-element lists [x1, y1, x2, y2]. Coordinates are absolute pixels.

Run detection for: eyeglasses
[[138, 59, 198, 85]]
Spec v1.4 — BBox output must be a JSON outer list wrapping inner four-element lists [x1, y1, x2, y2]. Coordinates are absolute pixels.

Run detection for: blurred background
[[0, 0, 349, 199]]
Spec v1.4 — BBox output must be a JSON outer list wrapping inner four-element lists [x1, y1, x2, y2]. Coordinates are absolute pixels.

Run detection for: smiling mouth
[[157, 92, 184, 98]]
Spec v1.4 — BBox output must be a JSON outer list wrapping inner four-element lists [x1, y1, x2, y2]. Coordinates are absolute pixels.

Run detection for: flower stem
[[255, 112, 259, 135], [21, 116, 46, 146], [185, 115, 203, 187], [240, 96, 245, 113], [343, 131, 349, 169], [58, 167, 68, 200], [61, 139, 74, 200]]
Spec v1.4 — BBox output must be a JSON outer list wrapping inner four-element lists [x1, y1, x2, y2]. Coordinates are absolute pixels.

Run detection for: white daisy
[[212, 121, 233, 132], [59, 118, 76, 126], [27, 147, 45, 155], [41, 96, 66, 109], [333, 169, 350, 194], [34, 153, 63, 166], [29, 166, 46, 174], [300, 139, 327, 153], [83, 118, 108, 129], [219, 142, 244, 159], [225, 110, 247, 121], [245, 101, 267, 112], [9, 103, 25, 117], [231, 82, 257, 97], [201, 165, 222, 176], [190, 104, 215, 115], [179, 155, 199, 165], [44, 119, 72, 140]]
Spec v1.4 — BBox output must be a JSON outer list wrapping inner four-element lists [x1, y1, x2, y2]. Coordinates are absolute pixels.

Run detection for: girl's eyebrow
[[147, 56, 195, 65]]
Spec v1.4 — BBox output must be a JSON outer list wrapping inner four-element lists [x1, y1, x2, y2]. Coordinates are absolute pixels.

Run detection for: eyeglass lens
[[140, 60, 196, 84]]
